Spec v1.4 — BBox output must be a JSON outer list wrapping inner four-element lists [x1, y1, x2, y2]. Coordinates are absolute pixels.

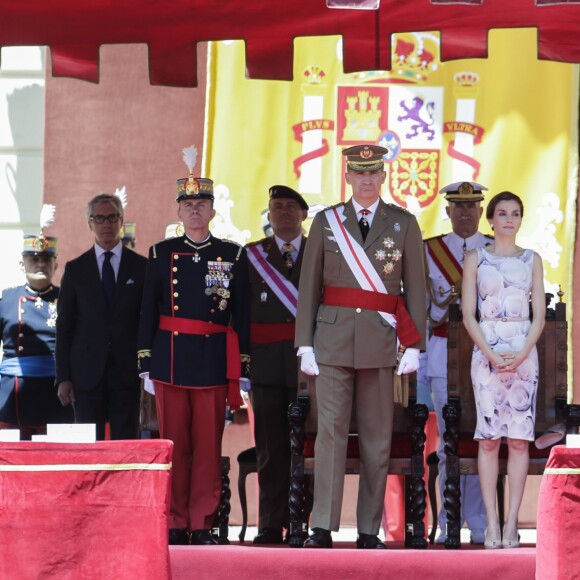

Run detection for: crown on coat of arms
[[390, 33, 439, 85]]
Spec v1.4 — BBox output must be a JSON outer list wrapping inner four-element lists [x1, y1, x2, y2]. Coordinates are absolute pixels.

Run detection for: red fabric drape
[[536, 445, 580, 580], [0, 440, 173, 580], [2, 1, 580, 86]]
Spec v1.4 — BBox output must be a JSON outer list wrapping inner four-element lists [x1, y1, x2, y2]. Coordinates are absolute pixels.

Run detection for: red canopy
[[1, 0, 579, 86]]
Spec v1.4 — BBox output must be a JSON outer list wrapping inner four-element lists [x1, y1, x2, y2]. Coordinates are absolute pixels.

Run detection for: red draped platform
[[537, 445, 580, 580], [0, 440, 173, 580], [170, 544, 536, 580]]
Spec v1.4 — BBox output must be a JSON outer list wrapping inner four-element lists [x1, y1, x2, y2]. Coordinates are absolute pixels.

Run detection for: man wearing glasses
[[56, 193, 147, 439]]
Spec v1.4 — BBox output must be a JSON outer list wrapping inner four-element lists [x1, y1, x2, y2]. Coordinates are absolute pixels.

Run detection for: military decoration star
[[375, 249, 387, 262], [382, 237, 395, 249], [383, 262, 395, 275], [391, 249, 402, 262]]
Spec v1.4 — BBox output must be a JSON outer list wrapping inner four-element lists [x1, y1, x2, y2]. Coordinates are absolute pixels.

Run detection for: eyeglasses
[[90, 214, 121, 224]]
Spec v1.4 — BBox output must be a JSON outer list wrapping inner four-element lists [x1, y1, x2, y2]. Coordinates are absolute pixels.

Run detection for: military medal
[[375, 249, 386, 262], [261, 291, 268, 302], [382, 237, 395, 249]]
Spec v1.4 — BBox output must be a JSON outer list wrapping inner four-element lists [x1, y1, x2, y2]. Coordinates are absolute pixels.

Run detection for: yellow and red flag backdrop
[[205, 28, 578, 312]]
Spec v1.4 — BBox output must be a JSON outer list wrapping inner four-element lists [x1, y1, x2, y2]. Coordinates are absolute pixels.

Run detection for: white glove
[[139, 372, 155, 395], [396, 347, 420, 376], [240, 377, 252, 392], [299, 347, 320, 376]]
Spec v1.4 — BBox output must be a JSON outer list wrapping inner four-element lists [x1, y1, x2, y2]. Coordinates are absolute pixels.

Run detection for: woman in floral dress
[[462, 191, 545, 549]]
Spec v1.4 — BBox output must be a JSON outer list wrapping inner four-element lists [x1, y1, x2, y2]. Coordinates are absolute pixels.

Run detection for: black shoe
[[190, 529, 218, 545], [253, 528, 284, 545], [356, 533, 387, 549], [304, 527, 333, 549], [169, 528, 189, 545]]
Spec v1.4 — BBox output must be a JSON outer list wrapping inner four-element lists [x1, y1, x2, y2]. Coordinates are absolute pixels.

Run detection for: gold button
[[210, 309, 215, 314], [173, 279, 178, 284], [173, 331, 179, 336], [173, 292, 179, 298], [174, 305, 179, 311], [174, 254, 179, 260], [205, 334, 210, 338], [19, 333, 24, 338], [173, 267, 178, 272], [356, 308, 362, 314], [18, 346, 24, 351]]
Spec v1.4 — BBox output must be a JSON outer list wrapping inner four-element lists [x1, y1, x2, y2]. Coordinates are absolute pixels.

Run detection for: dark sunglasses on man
[[90, 214, 122, 224]]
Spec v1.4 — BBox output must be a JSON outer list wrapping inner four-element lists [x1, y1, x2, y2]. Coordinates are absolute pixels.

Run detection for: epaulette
[[387, 203, 411, 214], [245, 239, 263, 248], [326, 201, 344, 211], [221, 238, 242, 249]]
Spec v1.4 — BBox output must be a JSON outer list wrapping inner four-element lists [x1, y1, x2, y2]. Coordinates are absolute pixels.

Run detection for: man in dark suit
[[56, 193, 147, 440], [246, 185, 308, 545], [137, 156, 250, 546], [295, 145, 426, 549]]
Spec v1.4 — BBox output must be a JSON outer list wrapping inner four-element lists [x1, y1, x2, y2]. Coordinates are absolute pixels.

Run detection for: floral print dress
[[471, 248, 538, 441]]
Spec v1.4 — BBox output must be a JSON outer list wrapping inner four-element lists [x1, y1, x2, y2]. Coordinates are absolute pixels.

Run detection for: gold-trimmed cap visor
[[439, 181, 487, 202], [342, 144, 388, 172]]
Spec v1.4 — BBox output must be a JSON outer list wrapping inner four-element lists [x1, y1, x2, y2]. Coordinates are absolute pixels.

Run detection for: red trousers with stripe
[[154, 381, 227, 531]]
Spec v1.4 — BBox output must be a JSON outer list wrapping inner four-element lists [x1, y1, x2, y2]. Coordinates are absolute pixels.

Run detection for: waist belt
[[432, 324, 448, 338], [159, 315, 243, 410], [321, 286, 421, 347], [251, 323, 295, 344], [480, 317, 530, 322]]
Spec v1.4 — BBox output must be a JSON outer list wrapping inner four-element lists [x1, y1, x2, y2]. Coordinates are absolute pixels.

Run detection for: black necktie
[[102, 251, 116, 307], [359, 209, 370, 242], [281, 243, 296, 273]]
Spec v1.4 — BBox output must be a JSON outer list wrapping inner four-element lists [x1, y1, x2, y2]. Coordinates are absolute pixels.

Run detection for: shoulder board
[[245, 239, 263, 248], [221, 238, 242, 249], [386, 203, 411, 214], [326, 202, 344, 211]]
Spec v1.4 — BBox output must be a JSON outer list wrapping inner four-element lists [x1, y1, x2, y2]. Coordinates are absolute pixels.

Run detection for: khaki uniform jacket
[[295, 198, 426, 367]]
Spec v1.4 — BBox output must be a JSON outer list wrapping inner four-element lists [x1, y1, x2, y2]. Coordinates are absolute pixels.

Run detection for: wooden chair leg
[[427, 451, 439, 544], [236, 447, 257, 543], [212, 456, 231, 545], [443, 397, 461, 549], [404, 402, 429, 548], [288, 398, 308, 548]]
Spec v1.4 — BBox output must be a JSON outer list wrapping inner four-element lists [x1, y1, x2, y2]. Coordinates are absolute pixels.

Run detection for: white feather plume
[[40, 204, 56, 230], [182, 145, 198, 173], [114, 186, 128, 209]]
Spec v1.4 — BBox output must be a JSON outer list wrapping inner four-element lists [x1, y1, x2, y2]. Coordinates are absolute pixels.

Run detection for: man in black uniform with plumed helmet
[[138, 146, 251, 546]]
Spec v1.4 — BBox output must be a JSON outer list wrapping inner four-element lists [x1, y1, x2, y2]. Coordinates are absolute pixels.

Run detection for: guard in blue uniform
[[137, 148, 250, 546], [0, 234, 73, 438]]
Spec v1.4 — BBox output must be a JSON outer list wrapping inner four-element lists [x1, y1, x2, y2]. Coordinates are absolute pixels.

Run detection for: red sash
[[321, 287, 421, 347], [250, 322, 295, 344], [159, 315, 243, 410], [432, 323, 448, 338]]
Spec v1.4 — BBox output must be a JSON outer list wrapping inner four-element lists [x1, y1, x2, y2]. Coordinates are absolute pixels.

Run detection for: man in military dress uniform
[[137, 153, 250, 546], [0, 233, 73, 438], [424, 181, 491, 544], [295, 144, 426, 549], [246, 185, 309, 545]]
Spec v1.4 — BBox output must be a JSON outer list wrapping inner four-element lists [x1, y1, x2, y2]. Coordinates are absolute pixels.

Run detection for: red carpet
[[170, 543, 536, 580]]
